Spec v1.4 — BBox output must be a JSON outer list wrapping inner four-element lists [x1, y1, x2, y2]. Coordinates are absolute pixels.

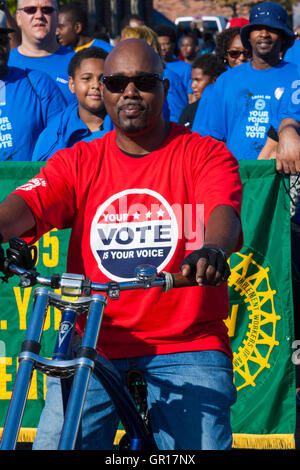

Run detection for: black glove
[[181, 246, 231, 285]]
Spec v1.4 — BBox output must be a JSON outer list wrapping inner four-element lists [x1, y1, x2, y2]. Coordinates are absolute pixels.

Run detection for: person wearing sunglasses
[[8, 0, 76, 103], [120, 25, 188, 123], [0, 9, 66, 161], [0, 38, 242, 450], [215, 26, 251, 69], [32, 46, 113, 161], [192, 2, 298, 162]]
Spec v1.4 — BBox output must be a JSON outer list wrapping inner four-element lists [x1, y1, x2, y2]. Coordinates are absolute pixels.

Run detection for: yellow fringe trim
[[0, 428, 36, 442], [0, 428, 295, 450], [114, 429, 126, 445], [232, 433, 295, 449], [0, 428, 126, 445]]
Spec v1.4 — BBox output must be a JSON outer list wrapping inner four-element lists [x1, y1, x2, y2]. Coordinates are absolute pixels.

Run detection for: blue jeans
[[33, 350, 236, 450]]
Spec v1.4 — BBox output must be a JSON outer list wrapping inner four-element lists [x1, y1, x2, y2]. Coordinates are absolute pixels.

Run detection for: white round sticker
[[90, 188, 179, 281]]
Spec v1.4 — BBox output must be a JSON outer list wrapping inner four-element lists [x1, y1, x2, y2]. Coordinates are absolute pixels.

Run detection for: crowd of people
[[0, 0, 299, 451]]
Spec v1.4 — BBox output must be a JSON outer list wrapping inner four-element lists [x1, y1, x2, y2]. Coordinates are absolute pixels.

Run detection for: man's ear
[[16, 10, 22, 28], [100, 80, 104, 99], [74, 22, 83, 35], [163, 78, 170, 99], [68, 75, 75, 94]]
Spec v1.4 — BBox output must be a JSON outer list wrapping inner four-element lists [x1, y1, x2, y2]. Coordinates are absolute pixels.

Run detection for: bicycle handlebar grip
[[171, 273, 198, 288]]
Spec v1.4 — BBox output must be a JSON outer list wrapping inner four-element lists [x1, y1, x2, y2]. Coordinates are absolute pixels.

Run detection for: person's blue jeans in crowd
[[33, 348, 237, 450]]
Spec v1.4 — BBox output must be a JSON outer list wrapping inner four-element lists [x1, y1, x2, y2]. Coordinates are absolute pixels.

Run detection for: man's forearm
[[276, 118, 300, 174], [203, 204, 242, 258], [0, 194, 36, 242], [278, 117, 300, 136]]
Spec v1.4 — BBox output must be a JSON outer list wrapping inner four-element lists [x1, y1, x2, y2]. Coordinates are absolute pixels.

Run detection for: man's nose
[[123, 81, 140, 96], [258, 29, 271, 36]]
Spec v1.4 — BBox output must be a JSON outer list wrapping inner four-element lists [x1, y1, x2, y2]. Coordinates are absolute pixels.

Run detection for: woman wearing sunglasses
[[215, 26, 252, 69]]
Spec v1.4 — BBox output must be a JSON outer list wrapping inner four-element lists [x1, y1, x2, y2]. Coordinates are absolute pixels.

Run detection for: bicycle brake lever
[[107, 281, 120, 300]]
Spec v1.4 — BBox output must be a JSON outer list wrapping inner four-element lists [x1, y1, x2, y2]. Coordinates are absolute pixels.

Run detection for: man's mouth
[[257, 40, 272, 47], [88, 94, 102, 100], [118, 102, 145, 117]]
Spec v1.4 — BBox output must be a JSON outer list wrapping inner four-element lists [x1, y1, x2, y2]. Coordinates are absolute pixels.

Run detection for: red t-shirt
[[13, 124, 243, 359]]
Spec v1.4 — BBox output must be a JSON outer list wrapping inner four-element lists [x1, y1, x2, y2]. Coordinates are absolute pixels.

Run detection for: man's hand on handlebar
[[180, 245, 231, 287]]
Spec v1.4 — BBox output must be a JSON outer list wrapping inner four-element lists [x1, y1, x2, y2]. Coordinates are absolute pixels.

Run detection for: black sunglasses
[[102, 73, 164, 93], [18, 6, 56, 15], [226, 49, 251, 59]]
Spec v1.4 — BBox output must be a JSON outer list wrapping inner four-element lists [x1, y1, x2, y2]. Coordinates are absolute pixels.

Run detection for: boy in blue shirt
[[32, 46, 113, 161]]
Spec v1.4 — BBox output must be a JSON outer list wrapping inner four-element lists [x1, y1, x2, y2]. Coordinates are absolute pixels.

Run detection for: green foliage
[[7, 0, 17, 15]]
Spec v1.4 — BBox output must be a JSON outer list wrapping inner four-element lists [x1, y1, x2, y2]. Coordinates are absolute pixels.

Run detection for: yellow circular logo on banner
[[226, 252, 281, 391]]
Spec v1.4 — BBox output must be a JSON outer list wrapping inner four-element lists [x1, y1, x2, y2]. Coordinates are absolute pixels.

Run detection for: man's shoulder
[[218, 62, 248, 81], [22, 67, 63, 92], [92, 38, 113, 53], [169, 122, 220, 147], [5, 65, 55, 90], [54, 45, 76, 58], [8, 45, 75, 64], [166, 58, 191, 73]]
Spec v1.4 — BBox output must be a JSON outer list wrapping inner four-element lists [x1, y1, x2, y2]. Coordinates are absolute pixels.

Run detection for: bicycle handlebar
[[1, 238, 198, 299]]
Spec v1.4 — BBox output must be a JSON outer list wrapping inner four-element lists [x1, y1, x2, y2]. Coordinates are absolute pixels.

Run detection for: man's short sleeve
[[26, 69, 67, 125], [12, 148, 78, 242], [187, 133, 243, 250], [192, 82, 226, 141]]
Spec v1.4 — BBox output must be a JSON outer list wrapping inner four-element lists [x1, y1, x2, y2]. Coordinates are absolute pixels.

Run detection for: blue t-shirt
[[8, 45, 76, 104], [163, 67, 188, 122], [0, 66, 67, 161], [165, 58, 192, 94], [32, 102, 114, 161], [85, 38, 113, 54], [284, 40, 300, 66], [192, 60, 299, 160]]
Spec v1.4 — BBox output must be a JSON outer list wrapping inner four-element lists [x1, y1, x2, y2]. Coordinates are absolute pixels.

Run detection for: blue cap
[[240, 2, 295, 51]]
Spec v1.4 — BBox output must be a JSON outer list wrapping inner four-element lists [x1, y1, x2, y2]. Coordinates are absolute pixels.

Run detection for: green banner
[[0, 161, 296, 449], [228, 161, 295, 449]]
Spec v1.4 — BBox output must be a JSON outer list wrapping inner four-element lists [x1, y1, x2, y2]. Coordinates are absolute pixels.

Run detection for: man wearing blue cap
[[192, 2, 298, 161]]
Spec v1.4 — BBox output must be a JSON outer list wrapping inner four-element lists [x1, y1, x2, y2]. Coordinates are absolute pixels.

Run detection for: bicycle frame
[[0, 274, 159, 450], [0, 239, 196, 451]]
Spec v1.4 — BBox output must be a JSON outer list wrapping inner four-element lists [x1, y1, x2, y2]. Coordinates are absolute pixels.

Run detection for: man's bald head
[[102, 38, 168, 138], [103, 38, 164, 76]]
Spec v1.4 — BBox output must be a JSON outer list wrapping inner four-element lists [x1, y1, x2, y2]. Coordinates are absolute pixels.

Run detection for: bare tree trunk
[[110, 0, 119, 37], [130, 0, 139, 14]]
